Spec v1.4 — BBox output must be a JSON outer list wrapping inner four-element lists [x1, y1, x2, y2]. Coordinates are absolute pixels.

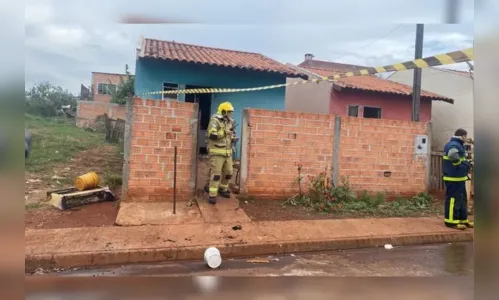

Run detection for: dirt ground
[[25, 202, 119, 229], [240, 196, 445, 222], [25, 145, 122, 229]]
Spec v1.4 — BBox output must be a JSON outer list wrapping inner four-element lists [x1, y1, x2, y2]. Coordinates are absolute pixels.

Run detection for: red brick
[[165, 132, 176, 140], [127, 98, 196, 202], [243, 109, 428, 200]]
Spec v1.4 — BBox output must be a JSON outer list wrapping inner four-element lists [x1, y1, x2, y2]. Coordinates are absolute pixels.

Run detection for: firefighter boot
[[219, 189, 231, 198], [462, 220, 474, 228], [208, 196, 217, 205], [446, 224, 467, 230]]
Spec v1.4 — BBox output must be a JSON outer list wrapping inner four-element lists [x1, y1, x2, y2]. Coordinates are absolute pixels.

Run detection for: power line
[[332, 24, 404, 61]]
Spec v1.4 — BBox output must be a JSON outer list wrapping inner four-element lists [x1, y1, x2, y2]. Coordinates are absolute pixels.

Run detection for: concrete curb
[[25, 230, 473, 273]]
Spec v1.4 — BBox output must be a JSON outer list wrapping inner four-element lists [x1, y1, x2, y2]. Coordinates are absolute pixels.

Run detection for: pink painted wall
[[329, 90, 432, 122]]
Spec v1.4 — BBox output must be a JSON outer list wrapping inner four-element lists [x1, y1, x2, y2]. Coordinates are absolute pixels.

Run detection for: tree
[[25, 82, 77, 117], [110, 64, 134, 104]]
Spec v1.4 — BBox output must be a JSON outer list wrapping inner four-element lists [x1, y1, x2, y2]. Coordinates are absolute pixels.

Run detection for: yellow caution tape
[[140, 48, 473, 96]]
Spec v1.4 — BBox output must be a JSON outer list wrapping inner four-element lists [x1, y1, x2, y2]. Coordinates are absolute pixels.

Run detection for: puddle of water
[[442, 243, 473, 275]]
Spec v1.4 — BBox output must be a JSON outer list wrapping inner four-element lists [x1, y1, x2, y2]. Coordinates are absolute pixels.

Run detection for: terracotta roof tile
[[298, 60, 367, 74], [335, 76, 453, 103], [302, 66, 453, 104], [140, 38, 306, 78]]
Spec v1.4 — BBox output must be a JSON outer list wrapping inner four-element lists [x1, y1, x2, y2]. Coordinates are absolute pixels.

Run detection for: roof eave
[[427, 97, 454, 104], [139, 55, 306, 79], [334, 85, 455, 104]]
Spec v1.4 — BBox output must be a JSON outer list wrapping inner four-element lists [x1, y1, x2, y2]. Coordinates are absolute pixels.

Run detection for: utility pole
[[412, 24, 424, 122], [445, 0, 460, 24]]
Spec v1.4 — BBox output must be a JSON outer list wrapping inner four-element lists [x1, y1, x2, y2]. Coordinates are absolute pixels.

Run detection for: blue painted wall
[[135, 58, 290, 158]]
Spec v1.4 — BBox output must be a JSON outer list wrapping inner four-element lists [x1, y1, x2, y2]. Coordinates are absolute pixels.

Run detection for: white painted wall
[[388, 68, 473, 151]]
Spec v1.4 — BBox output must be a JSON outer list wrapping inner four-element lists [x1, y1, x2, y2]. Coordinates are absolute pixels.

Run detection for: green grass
[[25, 114, 106, 173], [25, 202, 45, 210], [103, 173, 123, 187]]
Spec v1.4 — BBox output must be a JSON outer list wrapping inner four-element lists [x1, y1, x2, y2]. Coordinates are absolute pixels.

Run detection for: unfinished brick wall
[[240, 109, 335, 199], [92, 72, 126, 103], [123, 98, 197, 202], [76, 100, 126, 128], [338, 117, 427, 196], [240, 109, 429, 200]]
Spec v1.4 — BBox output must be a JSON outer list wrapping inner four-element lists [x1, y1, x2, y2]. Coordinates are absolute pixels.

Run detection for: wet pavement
[[47, 242, 473, 277]]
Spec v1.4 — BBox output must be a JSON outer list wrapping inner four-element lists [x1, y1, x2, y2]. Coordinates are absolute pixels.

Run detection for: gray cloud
[[25, 0, 475, 94]]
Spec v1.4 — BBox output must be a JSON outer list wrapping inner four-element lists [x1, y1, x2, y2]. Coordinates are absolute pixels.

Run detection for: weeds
[[103, 173, 123, 187], [284, 163, 440, 217]]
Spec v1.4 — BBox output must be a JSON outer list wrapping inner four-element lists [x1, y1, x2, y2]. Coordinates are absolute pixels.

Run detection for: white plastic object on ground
[[384, 244, 394, 250], [204, 247, 222, 269]]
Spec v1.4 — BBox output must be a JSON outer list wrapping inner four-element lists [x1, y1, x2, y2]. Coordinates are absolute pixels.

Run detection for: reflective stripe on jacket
[[442, 137, 470, 182]]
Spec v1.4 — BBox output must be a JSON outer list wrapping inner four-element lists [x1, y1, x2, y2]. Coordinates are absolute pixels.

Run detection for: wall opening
[[186, 85, 213, 155], [363, 106, 382, 119]]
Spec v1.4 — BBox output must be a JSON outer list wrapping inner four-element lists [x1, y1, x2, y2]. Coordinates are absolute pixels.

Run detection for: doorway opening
[[185, 85, 212, 155]]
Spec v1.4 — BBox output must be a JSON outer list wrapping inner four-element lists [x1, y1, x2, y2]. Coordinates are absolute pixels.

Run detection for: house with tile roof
[[388, 67, 473, 150], [285, 54, 453, 123], [134, 37, 307, 156]]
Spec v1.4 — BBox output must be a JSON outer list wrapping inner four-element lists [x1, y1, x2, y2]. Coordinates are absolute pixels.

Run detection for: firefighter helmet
[[217, 102, 234, 115]]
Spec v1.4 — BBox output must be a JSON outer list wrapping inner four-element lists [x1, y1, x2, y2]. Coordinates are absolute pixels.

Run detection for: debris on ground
[[47, 186, 116, 210], [232, 225, 242, 230], [384, 244, 394, 250], [247, 258, 270, 264]]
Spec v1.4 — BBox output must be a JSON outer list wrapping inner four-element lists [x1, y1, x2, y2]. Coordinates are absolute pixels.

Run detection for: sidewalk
[[25, 217, 473, 272]]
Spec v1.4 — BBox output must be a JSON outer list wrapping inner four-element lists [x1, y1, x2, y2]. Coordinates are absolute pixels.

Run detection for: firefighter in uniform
[[205, 102, 237, 204], [442, 128, 474, 230]]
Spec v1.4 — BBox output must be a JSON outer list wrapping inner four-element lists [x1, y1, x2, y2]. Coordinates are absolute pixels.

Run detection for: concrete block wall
[[122, 98, 198, 202], [239, 109, 430, 200], [76, 100, 126, 128]]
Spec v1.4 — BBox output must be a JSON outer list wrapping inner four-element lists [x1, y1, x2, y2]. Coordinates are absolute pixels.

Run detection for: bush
[[25, 82, 77, 117], [110, 64, 134, 104]]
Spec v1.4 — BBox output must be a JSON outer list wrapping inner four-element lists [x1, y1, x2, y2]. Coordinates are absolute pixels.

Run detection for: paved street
[[26, 243, 474, 299], [52, 242, 473, 277]]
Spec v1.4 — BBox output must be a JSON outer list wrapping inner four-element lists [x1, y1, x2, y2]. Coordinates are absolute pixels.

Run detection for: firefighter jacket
[[442, 137, 471, 182], [206, 114, 235, 156]]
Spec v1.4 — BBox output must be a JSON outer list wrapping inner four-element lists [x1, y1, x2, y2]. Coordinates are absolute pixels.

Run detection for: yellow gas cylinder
[[74, 172, 100, 191]]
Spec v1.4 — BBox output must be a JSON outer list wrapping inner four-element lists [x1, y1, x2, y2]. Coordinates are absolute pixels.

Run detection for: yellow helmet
[[217, 101, 234, 115]]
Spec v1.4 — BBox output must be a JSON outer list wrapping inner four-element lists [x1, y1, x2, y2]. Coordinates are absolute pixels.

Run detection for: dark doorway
[[185, 85, 212, 155]]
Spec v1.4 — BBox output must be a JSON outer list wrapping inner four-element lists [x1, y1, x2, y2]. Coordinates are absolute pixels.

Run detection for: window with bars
[[97, 83, 117, 95]]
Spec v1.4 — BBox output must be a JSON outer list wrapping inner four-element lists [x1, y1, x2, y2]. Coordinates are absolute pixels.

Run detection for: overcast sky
[[25, 0, 477, 94]]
